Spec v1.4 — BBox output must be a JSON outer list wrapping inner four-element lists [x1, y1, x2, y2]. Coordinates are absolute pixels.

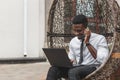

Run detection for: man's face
[[72, 24, 86, 39]]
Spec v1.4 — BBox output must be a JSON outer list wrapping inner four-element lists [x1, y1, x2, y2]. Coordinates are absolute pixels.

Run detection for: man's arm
[[68, 43, 76, 63], [84, 28, 97, 59], [86, 43, 97, 59], [96, 37, 109, 63]]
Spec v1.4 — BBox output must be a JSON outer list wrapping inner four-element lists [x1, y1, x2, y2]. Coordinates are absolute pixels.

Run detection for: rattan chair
[[47, 0, 120, 79]]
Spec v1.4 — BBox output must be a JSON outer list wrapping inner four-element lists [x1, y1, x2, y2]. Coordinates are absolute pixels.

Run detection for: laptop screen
[[42, 48, 72, 67]]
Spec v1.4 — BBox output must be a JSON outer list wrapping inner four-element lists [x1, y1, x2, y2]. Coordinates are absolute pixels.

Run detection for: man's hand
[[84, 28, 91, 43], [70, 59, 74, 63]]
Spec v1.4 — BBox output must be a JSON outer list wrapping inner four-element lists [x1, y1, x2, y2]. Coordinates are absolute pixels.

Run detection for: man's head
[[72, 14, 88, 27], [72, 14, 88, 39]]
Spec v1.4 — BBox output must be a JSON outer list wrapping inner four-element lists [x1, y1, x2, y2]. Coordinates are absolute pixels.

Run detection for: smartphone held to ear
[[77, 27, 90, 40]]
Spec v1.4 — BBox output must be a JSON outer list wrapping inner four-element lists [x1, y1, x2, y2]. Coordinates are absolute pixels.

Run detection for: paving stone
[[0, 62, 50, 80]]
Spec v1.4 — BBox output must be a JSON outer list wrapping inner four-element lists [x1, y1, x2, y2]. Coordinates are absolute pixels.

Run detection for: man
[[46, 14, 109, 80]]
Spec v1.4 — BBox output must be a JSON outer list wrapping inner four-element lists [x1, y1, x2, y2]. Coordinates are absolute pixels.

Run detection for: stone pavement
[[0, 62, 50, 80]]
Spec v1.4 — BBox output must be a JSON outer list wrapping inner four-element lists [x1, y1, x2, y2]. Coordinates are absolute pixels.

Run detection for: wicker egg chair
[[47, 0, 120, 80]]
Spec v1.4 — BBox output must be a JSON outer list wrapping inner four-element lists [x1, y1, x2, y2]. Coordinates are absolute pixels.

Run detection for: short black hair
[[72, 14, 88, 28]]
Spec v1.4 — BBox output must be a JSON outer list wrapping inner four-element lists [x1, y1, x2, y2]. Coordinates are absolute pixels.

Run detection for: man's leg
[[46, 66, 69, 80], [68, 65, 96, 80], [46, 66, 60, 80]]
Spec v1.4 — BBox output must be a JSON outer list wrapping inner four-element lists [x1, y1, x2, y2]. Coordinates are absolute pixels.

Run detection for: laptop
[[42, 48, 73, 68]]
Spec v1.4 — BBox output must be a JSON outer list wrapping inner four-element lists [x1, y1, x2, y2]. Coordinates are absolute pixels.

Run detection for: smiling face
[[72, 24, 86, 39]]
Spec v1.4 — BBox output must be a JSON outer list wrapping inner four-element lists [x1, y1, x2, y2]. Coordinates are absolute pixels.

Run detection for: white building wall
[[0, 0, 45, 59], [27, 0, 45, 58]]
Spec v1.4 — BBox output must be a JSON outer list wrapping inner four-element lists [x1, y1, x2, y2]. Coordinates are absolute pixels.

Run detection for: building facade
[[0, 0, 47, 61]]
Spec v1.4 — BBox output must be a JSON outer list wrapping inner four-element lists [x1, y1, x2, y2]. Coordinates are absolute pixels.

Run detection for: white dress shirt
[[68, 33, 109, 65]]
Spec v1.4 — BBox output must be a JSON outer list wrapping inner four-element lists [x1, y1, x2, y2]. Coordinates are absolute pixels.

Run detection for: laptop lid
[[42, 48, 72, 68]]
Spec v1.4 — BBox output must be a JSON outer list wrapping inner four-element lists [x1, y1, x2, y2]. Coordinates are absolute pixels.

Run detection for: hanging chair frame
[[47, 0, 120, 79]]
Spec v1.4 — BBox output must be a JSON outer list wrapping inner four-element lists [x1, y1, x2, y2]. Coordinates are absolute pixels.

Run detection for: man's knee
[[46, 66, 60, 80], [48, 66, 60, 76]]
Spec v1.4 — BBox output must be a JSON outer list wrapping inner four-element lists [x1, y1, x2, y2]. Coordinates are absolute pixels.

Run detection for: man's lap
[[49, 64, 96, 79]]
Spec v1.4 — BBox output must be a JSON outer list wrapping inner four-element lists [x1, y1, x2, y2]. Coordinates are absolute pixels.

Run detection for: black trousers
[[46, 64, 96, 80]]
